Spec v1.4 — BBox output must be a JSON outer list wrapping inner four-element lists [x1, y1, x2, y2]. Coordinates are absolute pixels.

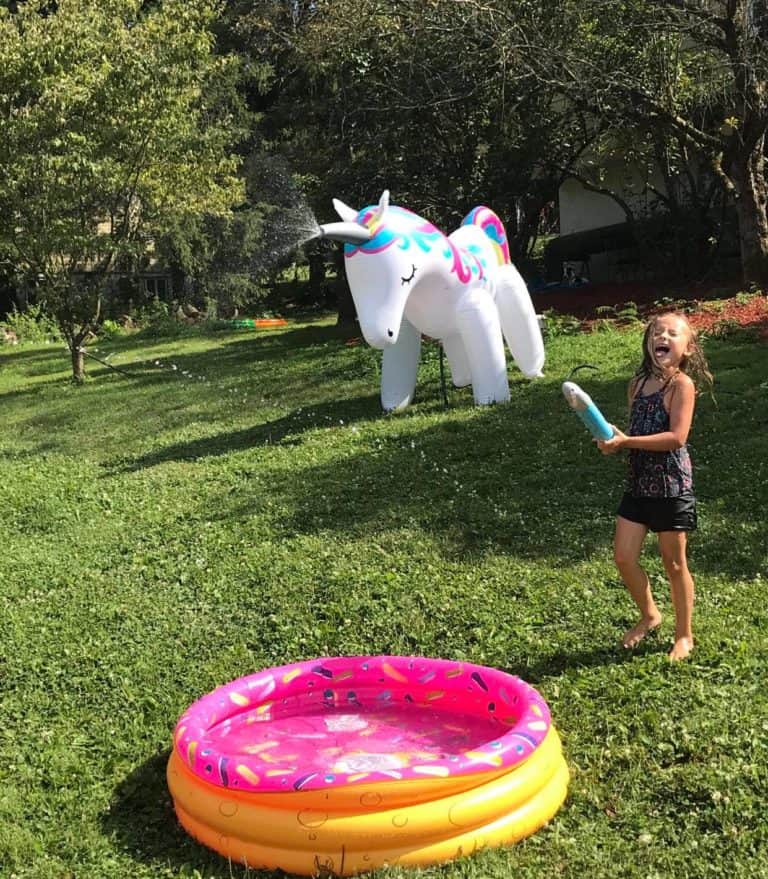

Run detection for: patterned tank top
[[627, 378, 693, 498]]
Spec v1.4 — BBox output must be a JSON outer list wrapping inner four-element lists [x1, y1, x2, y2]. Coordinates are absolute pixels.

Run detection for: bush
[[0, 304, 60, 344], [97, 319, 125, 340], [132, 297, 188, 339], [541, 309, 582, 337], [594, 301, 642, 327]]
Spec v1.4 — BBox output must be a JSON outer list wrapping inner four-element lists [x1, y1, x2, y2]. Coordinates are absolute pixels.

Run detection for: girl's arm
[[598, 374, 695, 454]]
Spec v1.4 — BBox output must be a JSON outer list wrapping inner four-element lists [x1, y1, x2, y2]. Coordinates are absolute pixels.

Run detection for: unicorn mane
[[345, 205, 445, 257]]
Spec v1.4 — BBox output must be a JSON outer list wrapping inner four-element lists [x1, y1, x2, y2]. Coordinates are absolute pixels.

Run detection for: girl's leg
[[657, 530, 694, 661], [614, 516, 661, 647]]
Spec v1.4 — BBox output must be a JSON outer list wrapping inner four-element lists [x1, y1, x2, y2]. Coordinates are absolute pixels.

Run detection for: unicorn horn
[[316, 221, 372, 244]]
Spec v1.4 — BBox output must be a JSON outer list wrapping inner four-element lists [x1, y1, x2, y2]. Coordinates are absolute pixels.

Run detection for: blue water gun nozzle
[[562, 364, 615, 441]]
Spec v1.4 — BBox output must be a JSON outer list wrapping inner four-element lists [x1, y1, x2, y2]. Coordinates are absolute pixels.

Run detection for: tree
[[646, 0, 768, 284], [225, 0, 605, 321], [508, 0, 768, 284], [220, 1, 768, 291], [0, 0, 244, 380], [158, 151, 321, 314]]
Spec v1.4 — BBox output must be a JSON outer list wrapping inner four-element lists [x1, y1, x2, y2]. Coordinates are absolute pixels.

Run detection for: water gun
[[562, 364, 615, 441]]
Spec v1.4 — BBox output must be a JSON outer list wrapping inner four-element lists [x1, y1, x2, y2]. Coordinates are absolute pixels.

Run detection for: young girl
[[597, 311, 713, 661]]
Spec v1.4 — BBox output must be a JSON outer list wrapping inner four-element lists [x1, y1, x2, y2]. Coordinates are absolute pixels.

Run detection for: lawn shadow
[[4, 324, 383, 458], [510, 638, 666, 686], [218, 322, 363, 359], [687, 335, 768, 579], [0, 344, 65, 361], [114, 393, 383, 472], [208, 376, 630, 565], [2, 321, 365, 394], [124, 321, 367, 370], [103, 748, 286, 879], [0, 345, 72, 391], [6, 325, 765, 581], [201, 334, 766, 578]]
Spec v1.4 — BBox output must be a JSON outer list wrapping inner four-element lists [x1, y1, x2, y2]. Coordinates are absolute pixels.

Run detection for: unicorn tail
[[461, 206, 511, 266]]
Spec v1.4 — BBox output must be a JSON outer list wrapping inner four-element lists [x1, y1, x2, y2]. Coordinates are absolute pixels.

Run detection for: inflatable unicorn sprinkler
[[317, 190, 545, 410]]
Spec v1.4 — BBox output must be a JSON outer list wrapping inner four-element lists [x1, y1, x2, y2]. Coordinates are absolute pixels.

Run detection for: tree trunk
[[335, 283, 357, 327], [308, 252, 326, 295], [70, 344, 85, 382], [732, 137, 768, 285], [332, 248, 358, 327]]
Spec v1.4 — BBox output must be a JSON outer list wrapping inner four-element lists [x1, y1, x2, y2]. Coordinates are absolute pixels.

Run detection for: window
[[144, 277, 168, 298]]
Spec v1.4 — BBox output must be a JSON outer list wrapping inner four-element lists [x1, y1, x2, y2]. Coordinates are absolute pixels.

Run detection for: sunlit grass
[[1, 316, 767, 879]]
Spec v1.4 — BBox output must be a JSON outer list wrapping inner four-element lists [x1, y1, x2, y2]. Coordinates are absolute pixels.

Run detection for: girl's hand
[[596, 427, 627, 454]]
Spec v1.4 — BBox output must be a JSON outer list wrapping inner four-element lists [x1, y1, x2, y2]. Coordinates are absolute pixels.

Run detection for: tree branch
[[565, 169, 638, 223]]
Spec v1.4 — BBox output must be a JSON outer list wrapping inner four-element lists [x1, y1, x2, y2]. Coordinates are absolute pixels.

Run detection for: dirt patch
[[684, 296, 768, 338], [532, 280, 741, 319]]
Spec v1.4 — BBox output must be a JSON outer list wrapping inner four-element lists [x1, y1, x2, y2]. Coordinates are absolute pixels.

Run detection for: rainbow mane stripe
[[462, 206, 510, 265]]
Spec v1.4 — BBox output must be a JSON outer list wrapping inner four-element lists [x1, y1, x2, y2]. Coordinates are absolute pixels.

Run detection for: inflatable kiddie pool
[[228, 317, 288, 329], [167, 655, 568, 875]]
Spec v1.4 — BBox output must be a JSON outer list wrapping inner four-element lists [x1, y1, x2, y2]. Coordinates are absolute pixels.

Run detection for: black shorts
[[617, 492, 697, 533]]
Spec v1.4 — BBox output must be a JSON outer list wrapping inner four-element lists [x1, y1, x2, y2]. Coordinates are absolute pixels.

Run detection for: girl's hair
[[635, 311, 714, 394]]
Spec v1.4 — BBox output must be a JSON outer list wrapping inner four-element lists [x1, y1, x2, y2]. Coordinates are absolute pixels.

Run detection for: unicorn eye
[[401, 264, 416, 285]]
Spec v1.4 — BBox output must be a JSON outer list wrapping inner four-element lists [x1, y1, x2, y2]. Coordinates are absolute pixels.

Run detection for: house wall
[[559, 162, 668, 235], [560, 178, 625, 234], [552, 160, 677, 282]]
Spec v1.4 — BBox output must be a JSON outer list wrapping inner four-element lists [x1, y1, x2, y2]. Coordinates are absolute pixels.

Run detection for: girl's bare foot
[[622, 615, 662, 649], [668, 637, 694, 661]]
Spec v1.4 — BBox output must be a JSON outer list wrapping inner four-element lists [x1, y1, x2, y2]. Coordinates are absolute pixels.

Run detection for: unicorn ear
[[372, 189, 390, 224], [333, 198, 358, 223]]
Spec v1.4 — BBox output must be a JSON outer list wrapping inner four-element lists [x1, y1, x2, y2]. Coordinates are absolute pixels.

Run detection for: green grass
[[1, 316, 767, 879]]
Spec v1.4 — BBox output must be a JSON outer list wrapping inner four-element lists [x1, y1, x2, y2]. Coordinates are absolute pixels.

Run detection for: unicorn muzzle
[[357, 318, 401, 349]]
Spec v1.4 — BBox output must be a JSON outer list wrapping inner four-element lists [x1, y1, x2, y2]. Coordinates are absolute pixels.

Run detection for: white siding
[[559, 162, 669, 235]]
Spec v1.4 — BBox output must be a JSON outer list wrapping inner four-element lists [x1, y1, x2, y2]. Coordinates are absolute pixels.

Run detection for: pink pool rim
[[172, 655, 552, 794]]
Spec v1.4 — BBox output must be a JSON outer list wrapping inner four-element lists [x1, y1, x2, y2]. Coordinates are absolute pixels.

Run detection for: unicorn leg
[[494, 263, 545, 378], [455, 293, 510, 404], [381, 317, 421, 411], [440, 334, 471, 387]]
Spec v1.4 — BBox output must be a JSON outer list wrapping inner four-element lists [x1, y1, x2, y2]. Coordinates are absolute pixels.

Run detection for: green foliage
[[544, 0, 768, 282], [128, 296, 195, 339], [2, 314, 766, 878], [157, 151, 324, 315], [540, 308, 583, 337], [228, 0, 766, 282], [223, 0, 768, 283], [616, 301, 641, 322], [231, 0, 579, 255], [595, 301, 642, 326], [134, 295, 172, 326], [0, 0, 245, 375], [97, 319, 125, 340], [653, 296, 694, 313], [0, 302, 61, 343]]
